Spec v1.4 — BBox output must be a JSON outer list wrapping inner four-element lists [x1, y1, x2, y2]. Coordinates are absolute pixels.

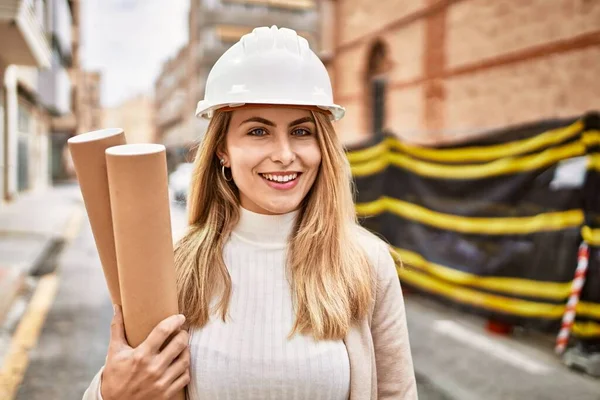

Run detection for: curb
[[0, 205, 84, 325], [0, 267, 25, 327]]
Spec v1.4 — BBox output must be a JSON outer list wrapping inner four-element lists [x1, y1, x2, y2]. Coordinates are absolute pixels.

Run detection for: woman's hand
[[100, 305, 191, 400]]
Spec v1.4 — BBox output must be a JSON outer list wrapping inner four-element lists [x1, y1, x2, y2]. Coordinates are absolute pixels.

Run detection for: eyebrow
[[239, 116, 315, 127]]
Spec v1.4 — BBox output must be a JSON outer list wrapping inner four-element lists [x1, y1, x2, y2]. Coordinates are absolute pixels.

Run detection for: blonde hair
[[174, 110, 374, 340]]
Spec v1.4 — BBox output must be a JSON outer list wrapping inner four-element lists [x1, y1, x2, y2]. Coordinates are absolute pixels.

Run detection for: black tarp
[[348, 112, 600, 340]]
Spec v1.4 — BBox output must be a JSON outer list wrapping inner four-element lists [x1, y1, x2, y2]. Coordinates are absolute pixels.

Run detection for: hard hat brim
[[195, 100, 345, 121]]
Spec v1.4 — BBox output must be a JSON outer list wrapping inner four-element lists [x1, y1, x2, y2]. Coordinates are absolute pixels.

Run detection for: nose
[[270, 134, 296, 166]]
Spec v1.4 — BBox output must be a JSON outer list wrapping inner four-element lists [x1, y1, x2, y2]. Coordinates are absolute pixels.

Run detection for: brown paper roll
[[68, 128, 126, 305], [105, 143, 180, 344]]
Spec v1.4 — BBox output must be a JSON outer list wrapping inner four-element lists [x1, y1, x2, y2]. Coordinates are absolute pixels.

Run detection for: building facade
[[155, 0, 319, 169], [321, 0, 600, 145], [103, 94, 155, 145], [1, 0, 52, 202], [154, 45, 196, 171], [0, 0, 85, 202], [41, 0, 78, 182], [77, 70, 102, 134]]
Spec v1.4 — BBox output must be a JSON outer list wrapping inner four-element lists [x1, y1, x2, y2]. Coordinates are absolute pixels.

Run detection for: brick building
[[320, 0, 600, 145]]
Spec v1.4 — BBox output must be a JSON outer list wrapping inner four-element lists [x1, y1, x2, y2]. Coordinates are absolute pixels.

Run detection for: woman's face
[[220, 107, 322, 215]]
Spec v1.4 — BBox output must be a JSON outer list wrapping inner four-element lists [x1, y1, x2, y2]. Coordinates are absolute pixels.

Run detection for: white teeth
[[261, 173, 298, 182]]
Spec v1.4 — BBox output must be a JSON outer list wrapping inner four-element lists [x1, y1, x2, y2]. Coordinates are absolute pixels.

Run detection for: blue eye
[[249, 128, 267, 136], [292, 128, 311, 136]]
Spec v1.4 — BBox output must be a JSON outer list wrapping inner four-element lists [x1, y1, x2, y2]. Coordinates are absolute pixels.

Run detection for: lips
[[259, 172, 302, 190], [259, 172, 299, 183]]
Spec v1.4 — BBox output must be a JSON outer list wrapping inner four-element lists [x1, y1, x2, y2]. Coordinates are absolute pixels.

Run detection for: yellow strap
[[572, 321, 600, 338], [346, 121, 588, 164], [582, 226, 600, 246], [356, 197, 584, 235], [394, 248, 571, 300], [351, 140, 587, 179], [396, 264, 600, 320]]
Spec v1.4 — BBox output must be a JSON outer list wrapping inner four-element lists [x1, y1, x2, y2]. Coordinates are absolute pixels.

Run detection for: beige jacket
[[83, 231, 418, 400]]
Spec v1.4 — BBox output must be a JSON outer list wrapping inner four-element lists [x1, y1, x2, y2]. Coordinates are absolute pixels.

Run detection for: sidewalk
[[0, 183, 83, 323]]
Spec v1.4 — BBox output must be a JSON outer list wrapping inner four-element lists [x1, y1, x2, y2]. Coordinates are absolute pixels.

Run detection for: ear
[[216, 150, 229, 167]]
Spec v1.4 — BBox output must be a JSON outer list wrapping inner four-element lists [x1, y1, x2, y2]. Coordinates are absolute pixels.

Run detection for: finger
[[160, 347, 190, 386], [109, 305, 129, 351], [156, 329, 189, 370], [165, 369, 191, 398], [141, 314, 186, 354]]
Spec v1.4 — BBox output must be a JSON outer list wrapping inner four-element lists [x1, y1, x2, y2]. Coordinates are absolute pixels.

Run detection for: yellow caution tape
[[395, 262, 600, 321], [356, 197, 584, 234], [347, 121, 588, 164]]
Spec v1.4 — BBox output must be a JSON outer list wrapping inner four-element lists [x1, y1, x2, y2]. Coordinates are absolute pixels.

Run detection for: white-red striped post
[[555, 242, 590, 355]]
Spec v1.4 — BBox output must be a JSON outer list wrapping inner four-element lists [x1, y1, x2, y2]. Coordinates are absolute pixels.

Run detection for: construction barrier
[[347, 112, 600, 340]]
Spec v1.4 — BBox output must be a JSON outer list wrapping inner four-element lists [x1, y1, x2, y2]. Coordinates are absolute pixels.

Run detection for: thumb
[[109, 304, 129, 350]]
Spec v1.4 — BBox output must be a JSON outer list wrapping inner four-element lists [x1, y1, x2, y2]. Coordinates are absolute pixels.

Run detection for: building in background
[[103, 93, 155, 145], [155, 0, 319, 169], [39, 0, 79, 182], [320, 0, 600, 145], [154, 44, 196, 172], [77, 70, 102, 134], [1, 0, 52, 203]]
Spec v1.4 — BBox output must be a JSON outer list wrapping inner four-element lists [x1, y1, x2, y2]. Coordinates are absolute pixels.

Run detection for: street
[[1, 186, 599, 399]]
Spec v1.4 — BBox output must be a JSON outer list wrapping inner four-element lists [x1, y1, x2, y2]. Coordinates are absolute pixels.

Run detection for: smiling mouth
[[259, 172, 301, 183]]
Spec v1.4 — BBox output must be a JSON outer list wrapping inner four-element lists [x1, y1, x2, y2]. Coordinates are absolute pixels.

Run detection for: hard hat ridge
[[240, 26, 306, 57]]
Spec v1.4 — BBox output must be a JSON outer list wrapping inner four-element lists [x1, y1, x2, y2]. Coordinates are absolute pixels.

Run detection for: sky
[[81, 0, 189, 107]]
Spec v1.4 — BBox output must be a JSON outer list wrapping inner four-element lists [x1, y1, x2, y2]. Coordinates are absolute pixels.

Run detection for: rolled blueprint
[[68, 128, 126, 305], [105, 144, 180, 348]]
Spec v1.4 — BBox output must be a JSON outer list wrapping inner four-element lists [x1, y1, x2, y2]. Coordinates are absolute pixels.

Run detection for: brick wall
[[445, 47, 600, 131], [335, 102, 365, 144], [338, 0, 425, 46], [446, 0, 600, 69], [329, 0, 600, 145], [335, 45, 368, 100], [386, 86, 424, 138], [386, 22, 425, 84]]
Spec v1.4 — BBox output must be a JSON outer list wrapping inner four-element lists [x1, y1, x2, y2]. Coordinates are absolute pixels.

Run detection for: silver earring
[[220, 159, 232, 182]]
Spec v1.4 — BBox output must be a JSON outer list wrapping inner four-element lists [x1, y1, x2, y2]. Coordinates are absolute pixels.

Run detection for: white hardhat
[[195, 26, 345, 121]]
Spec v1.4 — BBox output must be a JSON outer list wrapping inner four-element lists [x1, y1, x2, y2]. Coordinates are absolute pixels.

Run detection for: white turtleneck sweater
[[85, 207, 351, 400], [186, 207, 350, 400]]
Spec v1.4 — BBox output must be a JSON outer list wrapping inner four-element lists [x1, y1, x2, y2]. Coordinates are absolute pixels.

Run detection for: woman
[[83, 26, 417, 400]]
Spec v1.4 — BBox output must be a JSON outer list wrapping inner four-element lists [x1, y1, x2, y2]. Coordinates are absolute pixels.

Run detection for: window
[[18, 102, 32, 133], [371, 77, 386, 137], [365, 41, 391, 138]]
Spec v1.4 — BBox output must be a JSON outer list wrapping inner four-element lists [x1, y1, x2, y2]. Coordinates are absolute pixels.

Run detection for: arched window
[[365, 41, 391, 138]]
